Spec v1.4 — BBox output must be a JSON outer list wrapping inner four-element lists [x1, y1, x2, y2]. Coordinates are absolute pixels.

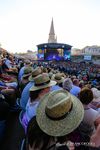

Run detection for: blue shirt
[[70, 85, 81, 97], [50, 85, 62, 91], [25, 99, 39, 122], [6, 82, 18, 88], [5, 58, 12, 68], [25, 85, 62, 123], [18, 66, 25, 82], [20, 81, 34, 110]]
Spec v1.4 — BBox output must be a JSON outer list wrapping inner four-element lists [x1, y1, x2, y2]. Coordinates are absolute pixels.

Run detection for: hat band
[[23, 74, 31, 79], [45, 104, 73, 121], [55, 78, 61, 80], [35, 80, 50, 86], [32, 74, 39, 77]]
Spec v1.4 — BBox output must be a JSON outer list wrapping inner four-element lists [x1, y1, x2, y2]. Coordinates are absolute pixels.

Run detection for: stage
[[37, 43, 72, 61]]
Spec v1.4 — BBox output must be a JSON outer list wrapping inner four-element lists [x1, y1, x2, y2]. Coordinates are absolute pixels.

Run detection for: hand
[[67, 141, 75, 150]]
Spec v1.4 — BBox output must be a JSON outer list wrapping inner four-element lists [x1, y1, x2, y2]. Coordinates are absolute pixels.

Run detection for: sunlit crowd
[[0, 52, 100, 150]]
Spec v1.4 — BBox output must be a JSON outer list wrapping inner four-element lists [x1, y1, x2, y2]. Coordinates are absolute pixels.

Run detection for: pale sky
[[0, 0, 100, 53]]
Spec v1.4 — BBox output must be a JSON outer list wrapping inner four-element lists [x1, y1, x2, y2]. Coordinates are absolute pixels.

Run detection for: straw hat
[[30, 73, 57, 91], [52, 73, 64, 84], [24, 60, 31, 65], [29, 67, 42, 81], [22, 67, 33, 78], [71, 75, 76, 80], [36, 89, 84, 136], [91, 88, 100, 102]]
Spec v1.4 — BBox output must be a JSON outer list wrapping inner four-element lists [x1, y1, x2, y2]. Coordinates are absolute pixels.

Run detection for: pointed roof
[[49, 18, 55, 35], [48, 18, 57, 43]]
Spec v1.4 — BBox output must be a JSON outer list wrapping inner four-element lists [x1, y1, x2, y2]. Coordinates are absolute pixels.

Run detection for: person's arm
[[90, 124, 100, 148], [94, 116, 100, 128]]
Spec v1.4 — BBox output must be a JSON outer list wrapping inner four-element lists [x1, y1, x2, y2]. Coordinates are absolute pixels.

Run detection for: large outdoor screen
[[38, 48, 45, 60], [63, 49, 71, 60]]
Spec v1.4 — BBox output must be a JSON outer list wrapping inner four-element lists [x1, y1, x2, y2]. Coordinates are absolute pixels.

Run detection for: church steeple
[[48, 18, 57, 43]]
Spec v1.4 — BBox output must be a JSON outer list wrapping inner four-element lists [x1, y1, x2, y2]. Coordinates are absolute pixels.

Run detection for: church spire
[[49, 18, 55, 35], [48, 18, 57, 43]]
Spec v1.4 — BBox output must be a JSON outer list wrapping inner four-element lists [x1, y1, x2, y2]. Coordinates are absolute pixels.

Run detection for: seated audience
[[22, 73, 57, 132], [19, 67, 33, 92], [52, 73, 64, 88], [20, 67, 42, 110], [26, 90, 100, 150]]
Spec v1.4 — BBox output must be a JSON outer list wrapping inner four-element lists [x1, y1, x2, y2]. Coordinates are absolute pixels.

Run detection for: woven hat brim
[[36, 91, 84, 137], [30, 80, 57, 91], [53, 78, 64, 84], [29, 75, 36, 81], [22, 73, 32, 78]]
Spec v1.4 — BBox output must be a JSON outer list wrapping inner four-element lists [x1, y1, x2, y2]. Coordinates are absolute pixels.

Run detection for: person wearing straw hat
[[22, 67, 33, 79], [27, 116, 76, 150], [26, 89, 84, 150], [18, 59, 31, 82], [20, 67, 33, 92], [49, 73, 63, 91], [20, 67, 42, 110], [36, 89, 84, 137], [21, 73, 57, 132], [28, 67, 42, 82], [29, 73, 57, 92], [52, 73, 64, 88]]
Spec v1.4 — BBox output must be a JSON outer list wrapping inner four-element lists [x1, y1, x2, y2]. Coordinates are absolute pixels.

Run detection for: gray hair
[[63, 78, 73, 91]]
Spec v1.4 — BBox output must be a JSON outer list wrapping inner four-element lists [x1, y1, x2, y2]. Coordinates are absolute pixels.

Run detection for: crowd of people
[[0, 52, 100, 150]]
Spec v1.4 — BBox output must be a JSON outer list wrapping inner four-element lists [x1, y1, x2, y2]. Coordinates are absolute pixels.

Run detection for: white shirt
[[25, 98, 39, 122], [83, 106, 100, 128]]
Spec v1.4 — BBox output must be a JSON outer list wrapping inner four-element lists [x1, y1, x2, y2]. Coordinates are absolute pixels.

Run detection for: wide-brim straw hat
[[22, 67, 33, 78], [29, 67, 42, 82], [36, 89, 84, 137], [24, 60, 31, 65], [30, 73, 57, 91], [23, 72, 32, 78], [52, 73, 64, 84]]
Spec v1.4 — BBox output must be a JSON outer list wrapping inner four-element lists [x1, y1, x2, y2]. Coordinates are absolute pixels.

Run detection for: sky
[[0, 0, 100, 53]]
